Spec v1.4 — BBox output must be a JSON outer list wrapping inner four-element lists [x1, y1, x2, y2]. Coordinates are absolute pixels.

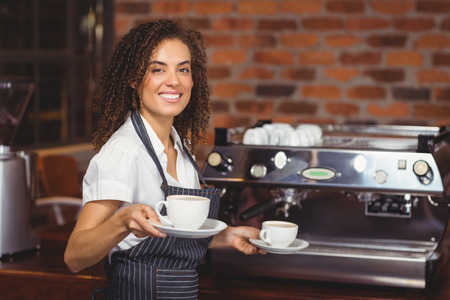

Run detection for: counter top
[[1, 224, 449, 299]]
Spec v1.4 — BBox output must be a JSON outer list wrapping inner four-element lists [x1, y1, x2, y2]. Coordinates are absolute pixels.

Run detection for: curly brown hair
[[92, 19, 210, 154]]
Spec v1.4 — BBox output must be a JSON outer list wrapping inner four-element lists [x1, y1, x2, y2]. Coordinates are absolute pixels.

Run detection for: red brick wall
[[114, 0, 450, 148]]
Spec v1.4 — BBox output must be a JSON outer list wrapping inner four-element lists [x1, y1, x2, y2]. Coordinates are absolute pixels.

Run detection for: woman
[[64, 19, 263, 299]]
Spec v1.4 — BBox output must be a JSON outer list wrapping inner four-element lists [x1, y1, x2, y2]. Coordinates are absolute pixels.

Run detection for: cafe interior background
[[1, 0, 450, 298]]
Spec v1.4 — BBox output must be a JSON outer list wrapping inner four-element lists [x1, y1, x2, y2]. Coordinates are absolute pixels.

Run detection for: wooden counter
[[1, 224, 450, 300]]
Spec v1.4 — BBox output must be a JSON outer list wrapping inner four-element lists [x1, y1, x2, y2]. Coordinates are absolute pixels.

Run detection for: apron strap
[[131, 109, 207, 186], [131, 109, 168, 186]]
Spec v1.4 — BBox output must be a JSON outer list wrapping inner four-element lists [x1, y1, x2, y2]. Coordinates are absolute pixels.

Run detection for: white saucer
[[249, 238, 309, 254], [149, 218, 227, 239]]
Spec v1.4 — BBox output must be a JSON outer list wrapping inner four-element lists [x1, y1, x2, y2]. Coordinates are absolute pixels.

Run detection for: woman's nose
[[165, 71, 180, 86]]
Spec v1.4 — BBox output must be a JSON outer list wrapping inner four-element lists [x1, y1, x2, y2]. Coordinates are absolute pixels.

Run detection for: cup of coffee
[[155, 195, 210, 230], [259, 220, 298, 247]]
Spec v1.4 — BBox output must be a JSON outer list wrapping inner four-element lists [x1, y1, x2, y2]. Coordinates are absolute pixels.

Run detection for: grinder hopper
[[0, 77, 40, 257], [0, 77, 34, 148]]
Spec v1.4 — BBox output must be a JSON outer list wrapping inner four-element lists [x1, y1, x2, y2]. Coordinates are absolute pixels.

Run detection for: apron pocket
[[157, 269, 198, 300]]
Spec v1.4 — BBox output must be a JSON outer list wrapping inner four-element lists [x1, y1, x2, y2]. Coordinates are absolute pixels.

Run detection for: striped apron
[[100, 110, 221, 299]]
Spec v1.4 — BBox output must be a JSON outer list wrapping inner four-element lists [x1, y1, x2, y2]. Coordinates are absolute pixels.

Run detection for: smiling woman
[[63, 19, 264, 300]]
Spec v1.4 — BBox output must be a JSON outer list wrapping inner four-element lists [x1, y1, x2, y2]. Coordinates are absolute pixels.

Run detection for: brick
[[367, 34, 407, 47], [194, 1, 233, 14], [442, 18, 450, 30], [254, 50, 294, 64], [237, 34, 277, 47], [151, 1, 189, 14], [239, 67, 275, 79], [204, 34, 233, 47], [236, 100, 274, 114], [417, 1, 450, 13], [114, 18, 131, 34], [302, 17, 344, 30], [326, 103, 360, 116], [363, 69, 405, 82], [256, 84, 296, 97], [347, 86, 387, 99], [299, 51, 336, 65], [281, 68, 316, 81], [238, 0, 279, 15], [326, 0, 365, 13], [416, 34, 450, 49], [370, 0, 414, 14], [417, 69, 450, 83], [367, 102, 410, 117], [414, 104, 450, 119], [432, 53, 450, 66], [211, 50, 247, 64], [393, 18, 435, 31], [340, 52, 381, 65], [213, 18, 255, 31], [280, 33, 318, 47], [213, 114, 252, 128], [392, 87, 431, 100], [346, 18, 390, 30], [326, 68, 360, 82], [257, 20, 297, 31], [435, 88, 450, 102], [182, 18, 211, 30], [280, 0, 322, 14], [325, 35, 363, 47], [301, 85, 341, 99], [271, 116, 297, 123], [386, 51, 423, 66], [213, 83, 253, 97], [208, 66, 231, 79], [116, 2, 151, 13], [278, 101, 318, 115], [210, 100, 230, 113]]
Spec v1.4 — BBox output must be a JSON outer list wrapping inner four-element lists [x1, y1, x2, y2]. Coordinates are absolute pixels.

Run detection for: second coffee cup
[[259, 220, 298, 247], [155, 195, 210, 230]]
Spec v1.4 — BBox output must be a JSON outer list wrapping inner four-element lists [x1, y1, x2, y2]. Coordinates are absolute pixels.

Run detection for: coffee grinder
[[0, 77, 40, 257]]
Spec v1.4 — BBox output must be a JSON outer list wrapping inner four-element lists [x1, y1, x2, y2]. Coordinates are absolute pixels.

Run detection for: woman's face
[[139, 38, 193, 126]]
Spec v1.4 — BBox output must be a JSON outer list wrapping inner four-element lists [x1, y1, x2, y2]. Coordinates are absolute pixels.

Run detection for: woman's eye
[[179, 68, 190, 73], [151, 68, 164, 73]]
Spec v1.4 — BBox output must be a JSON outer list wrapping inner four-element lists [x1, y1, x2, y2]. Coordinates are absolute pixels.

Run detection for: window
[[0, 0, 113, 148]]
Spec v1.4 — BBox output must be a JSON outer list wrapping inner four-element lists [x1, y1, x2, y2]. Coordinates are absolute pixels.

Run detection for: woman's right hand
[[118, 203, 167, 238]]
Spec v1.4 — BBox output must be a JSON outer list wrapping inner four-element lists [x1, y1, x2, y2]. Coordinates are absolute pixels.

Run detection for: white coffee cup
[[243, 127, 269, 145], [259, 220, 298, 247], [155, 195, 210, 230]]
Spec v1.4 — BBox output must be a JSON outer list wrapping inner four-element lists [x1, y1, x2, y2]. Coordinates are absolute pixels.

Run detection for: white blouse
[[83, 112, 200, 252]]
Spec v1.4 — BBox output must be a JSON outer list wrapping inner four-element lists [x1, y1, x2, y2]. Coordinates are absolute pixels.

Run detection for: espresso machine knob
[[413, 160, 429, 176], [413, 160, 433, 184], [207, 151, 232, 172], [250, 164, 267, 178]]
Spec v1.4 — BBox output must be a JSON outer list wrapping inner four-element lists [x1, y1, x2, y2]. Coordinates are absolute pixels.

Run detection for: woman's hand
[[118, 203, 166, 238], [210, 226, 266, 255]]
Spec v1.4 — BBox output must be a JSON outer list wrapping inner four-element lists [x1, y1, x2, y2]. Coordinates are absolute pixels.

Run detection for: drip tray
[[210, 241, 439, 289], [302, 243, 431, 261]]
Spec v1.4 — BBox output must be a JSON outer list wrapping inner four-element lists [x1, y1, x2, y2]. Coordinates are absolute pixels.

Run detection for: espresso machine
[[203, 121, 450, 289], [0, 77, 40, 257]]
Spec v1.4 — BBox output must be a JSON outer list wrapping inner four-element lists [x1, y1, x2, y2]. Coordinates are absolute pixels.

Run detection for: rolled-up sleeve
[[83, 144, 136, 204]]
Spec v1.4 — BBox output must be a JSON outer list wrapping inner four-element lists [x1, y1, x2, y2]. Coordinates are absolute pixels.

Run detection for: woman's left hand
[[210, 226, 266, 255]]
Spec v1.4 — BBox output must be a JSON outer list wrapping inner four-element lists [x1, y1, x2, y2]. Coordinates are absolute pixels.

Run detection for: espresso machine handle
[[239, 198, 282, 221]]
